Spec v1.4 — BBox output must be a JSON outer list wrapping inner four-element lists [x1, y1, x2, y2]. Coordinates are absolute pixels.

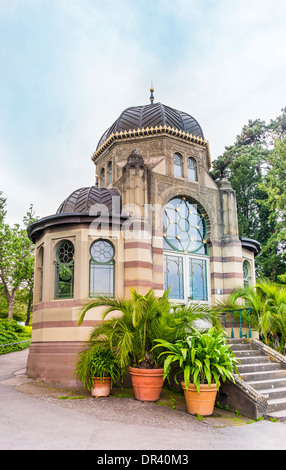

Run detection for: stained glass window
[[174, 153, 183, 177], [164, 255, 184, 300], [89, 240, 115, 297], [188, 157, 197, 181], [101, 167, 105, 187], [55, 240, 74, 299], [39, 247, 44, 302], [163, 197, 208, 255], [108, 161, 112, 185], [189, 258, 208, 301], [163, 196, 209, 302], [243, 261, 249, 287]]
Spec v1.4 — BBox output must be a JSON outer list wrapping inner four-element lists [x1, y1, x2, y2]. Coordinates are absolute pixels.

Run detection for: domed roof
[[56, 186, 121, 215], [96, 102, 204, 150]]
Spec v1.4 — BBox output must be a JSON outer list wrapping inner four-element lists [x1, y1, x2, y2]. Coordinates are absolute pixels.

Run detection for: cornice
[[92, 125, 211, 168]]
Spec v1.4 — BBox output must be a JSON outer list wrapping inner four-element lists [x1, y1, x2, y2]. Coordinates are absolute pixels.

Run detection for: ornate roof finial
[[150, 81, 154, 104]]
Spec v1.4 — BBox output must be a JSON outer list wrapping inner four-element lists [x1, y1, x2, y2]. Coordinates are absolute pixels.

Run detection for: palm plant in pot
[[77, 288, 221, 402], [153, 327, 239, 416], [73, 345, 122, 397], [77, 288, 171, 401]]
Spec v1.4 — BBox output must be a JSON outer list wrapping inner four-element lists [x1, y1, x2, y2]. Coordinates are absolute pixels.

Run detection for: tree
[[210, 108, 286, 281], [259, 137, 286, 279], [0, 193, 37, 322]]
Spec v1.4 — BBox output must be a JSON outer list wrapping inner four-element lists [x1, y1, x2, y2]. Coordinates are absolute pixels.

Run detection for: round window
[[90, 240, 114, 263], [163, 196, 207, 254], [56, 240, 74, 264]]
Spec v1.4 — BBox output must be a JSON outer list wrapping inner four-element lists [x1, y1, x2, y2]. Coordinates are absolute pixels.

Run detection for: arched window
[[163, 196, 209, 302], [108, 161, 112, 185], [55, 240, 74, 299], [89, 240, 115, 297], [243, 261, 250, 287], [39, 246, 44, 302], [101, 167, 105, 187], [188, 157, 197, 181], [174, 153, 183, 178]]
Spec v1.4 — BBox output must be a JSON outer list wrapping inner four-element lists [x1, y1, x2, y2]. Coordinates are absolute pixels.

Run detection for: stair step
[[231, 349, 261, 357], [238, 356, 271, 364], [260, 387, 286, 400], [264, 409, 286, 421], [247, 377, 286, 390], [237, 362, 281, 373], [227, 338, 246, 344], [239, 369, 286, 382], [267, 397, 286, 413], [230, 343, 251, 351]]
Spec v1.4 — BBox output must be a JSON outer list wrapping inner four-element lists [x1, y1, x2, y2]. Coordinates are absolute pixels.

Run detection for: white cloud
[[1, 0, 286, 224]]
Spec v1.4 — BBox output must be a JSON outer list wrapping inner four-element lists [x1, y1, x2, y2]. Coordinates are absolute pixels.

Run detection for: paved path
[[1, 349, 286, 451]]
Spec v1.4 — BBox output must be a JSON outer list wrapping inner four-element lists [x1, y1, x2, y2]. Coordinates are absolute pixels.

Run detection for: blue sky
[[1, 0, 286, 225]]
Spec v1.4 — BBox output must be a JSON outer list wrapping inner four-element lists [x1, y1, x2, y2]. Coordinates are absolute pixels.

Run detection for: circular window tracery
[[56, 240, 74, 264], [163, 196, 208, 255], [90, 240, 114, 264]]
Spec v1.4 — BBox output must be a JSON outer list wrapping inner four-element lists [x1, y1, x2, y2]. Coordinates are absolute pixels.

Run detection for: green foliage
[[0, 192, 37, 322], [0, 285, 33, 323], [210, 108, 286, 281], [153, 328, 239, 394], [73, 345, 123, 391], [77, 288, 222, 370], [219, 280, 286, 353], [0, 319, 31, 354], [258, 137, 286, 279]]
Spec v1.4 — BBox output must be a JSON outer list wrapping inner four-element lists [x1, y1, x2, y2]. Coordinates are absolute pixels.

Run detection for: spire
[[150, 81, 154, 104]]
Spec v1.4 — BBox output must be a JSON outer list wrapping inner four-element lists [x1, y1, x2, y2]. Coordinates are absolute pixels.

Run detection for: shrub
[[0, 320, 31, 355]]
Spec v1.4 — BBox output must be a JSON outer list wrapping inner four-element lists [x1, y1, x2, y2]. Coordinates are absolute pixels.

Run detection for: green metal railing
[[223, 308, 252, 339]]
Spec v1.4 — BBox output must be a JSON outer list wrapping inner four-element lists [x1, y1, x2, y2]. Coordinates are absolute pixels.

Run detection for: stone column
[[121, 149, 153, 296], [219, 178, 243, 295]]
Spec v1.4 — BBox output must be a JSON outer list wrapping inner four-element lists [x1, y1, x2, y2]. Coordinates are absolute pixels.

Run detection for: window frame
[[163, 195, 210, 304], [164, 250, 210, 304], [54, 239, 75, 300], [107, 161, 112, 185], [101, 167, 105, 187], [243, 260, 250, 288], [163, 196, 208, 256], [174, 152, 183, 178], [39, 246, 44, 302], [89, 239, 115, 297], [187, 157, 198, 182]]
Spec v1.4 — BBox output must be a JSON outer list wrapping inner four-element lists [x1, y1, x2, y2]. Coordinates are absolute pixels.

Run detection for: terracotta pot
[[129, 367, 164, 401], [91, 377, 111, 397], [181, 382, 218, 416]]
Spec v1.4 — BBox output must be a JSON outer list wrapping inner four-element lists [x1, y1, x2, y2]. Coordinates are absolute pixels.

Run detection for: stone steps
[[227, 338, 286, 421], [247, 377, 286, 390]]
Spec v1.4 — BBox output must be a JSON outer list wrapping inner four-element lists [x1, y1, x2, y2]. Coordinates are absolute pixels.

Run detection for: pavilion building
[[27, 89, 260, 385]]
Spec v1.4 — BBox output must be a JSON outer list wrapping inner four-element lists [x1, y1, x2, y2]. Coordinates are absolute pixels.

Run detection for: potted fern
[[74, 345, 122, 397], [153, 327, 239, 416]]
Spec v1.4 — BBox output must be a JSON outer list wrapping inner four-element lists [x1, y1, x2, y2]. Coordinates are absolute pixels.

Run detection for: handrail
[[252, 338, 286, 367], [223, 308, 252, 339]]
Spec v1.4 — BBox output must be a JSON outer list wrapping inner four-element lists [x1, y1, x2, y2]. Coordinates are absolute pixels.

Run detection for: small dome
[[56, 186, 121, 215], [96, 102, 204, 150]]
